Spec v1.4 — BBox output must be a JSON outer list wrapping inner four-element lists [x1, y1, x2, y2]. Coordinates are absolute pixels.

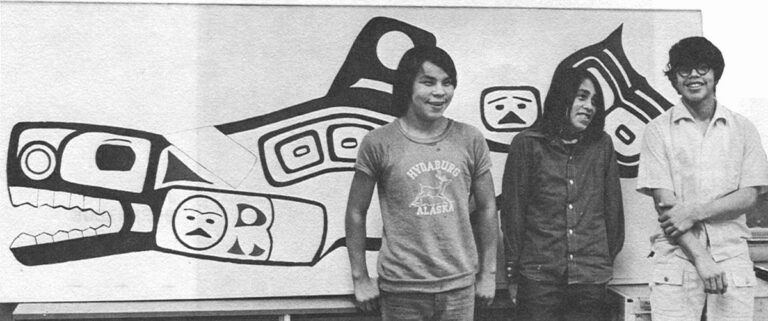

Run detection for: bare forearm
[[694, 187, 759, 222], [345, 210, 370, 280], [675, 229, 710, 263], [472, 172, 498, 276], [652, 189, 711, 263], [674, 221, 728, 294], [475, 205, 498, 276], [345, 171, 376, 281], [345, 171, 381, 310], [649, 187, 727, 293]]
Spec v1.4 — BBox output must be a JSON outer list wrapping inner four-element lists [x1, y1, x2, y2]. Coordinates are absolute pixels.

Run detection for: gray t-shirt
[[355, 118, 492, 293]]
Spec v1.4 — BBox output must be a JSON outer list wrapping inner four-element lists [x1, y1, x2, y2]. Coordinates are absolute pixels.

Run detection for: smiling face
[[407, 61, 455, 123], [568, 78, 598, 133], [673, 64, 716, 106]]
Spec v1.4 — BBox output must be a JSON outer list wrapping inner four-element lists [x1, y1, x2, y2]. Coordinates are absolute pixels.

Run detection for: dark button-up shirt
[[501, 129, 624, 284]]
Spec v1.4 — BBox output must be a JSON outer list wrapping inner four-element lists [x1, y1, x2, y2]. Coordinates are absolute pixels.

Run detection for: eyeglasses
[[676, 64, 711, 77]]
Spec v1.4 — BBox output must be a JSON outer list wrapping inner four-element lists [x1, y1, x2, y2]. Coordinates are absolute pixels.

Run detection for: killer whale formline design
[[5, 16, 435, 266], [483, 25, 673, 178], [6, 19, 672, 267]]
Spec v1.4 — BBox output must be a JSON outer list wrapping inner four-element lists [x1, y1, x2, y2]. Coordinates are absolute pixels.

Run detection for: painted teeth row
[[8, 186, 125, 247], [9, 186, 111, 215], [10, 226, 112, 248]]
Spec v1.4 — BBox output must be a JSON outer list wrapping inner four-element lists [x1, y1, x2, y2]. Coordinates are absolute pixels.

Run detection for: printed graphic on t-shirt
[[406, 161, 460, 216]]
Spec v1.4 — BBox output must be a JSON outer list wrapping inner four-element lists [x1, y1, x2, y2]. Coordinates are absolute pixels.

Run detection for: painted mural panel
[[0, 3, 700, 301]]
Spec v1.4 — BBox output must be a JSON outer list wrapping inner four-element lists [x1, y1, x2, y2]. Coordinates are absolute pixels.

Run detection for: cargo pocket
[[650, 265, 687, 318], [731, 269, 756, 288], [652, 266, 684, 286], [709, 269, 756, 319]]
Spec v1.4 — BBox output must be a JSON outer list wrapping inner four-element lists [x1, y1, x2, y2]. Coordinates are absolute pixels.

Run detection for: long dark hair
[[534, 68, 605, 143], [391, 46, 457, 116]]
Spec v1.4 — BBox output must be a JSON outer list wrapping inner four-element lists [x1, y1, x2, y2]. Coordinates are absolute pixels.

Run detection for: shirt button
[[568, 204, 573, 210]]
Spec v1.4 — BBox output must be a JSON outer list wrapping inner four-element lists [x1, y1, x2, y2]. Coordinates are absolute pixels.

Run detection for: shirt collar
[[671, 99, 731, 126], [524, 128, 586, 152], [524, 128, 548, 138]]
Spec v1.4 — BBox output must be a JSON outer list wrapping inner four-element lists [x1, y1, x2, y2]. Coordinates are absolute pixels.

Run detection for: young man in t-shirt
[[345, 45, 498, 321]]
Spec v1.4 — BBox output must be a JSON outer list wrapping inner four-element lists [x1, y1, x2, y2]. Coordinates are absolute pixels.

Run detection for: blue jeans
[[380, 285, 475, 321], [517, 276, 609, 321]]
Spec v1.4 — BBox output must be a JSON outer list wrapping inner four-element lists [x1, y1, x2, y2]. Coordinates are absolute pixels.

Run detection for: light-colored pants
[[650, 253, 755, 321], [380, 285, 475, 321]]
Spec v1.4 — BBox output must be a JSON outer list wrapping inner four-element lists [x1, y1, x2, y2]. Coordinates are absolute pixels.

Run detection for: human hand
[[507, 282, 518, 306], [352, 276, 380, 312], [658, 203, 699, 238], [475, 273, 496, 307], [693, 256, 728, 294]]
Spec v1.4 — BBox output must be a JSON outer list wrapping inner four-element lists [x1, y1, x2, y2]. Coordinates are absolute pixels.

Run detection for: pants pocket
[[650, 265, 691, 320], [708, 267, 755, 320]]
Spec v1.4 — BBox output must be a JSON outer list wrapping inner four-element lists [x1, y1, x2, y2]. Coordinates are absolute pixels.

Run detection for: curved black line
[[327, 17, 436, 96], [216, 88, 395, 135], [8, 123, 169, 212], [153, 247, 315, 267], [275, 130, 324, 174], [17, 141, 57, 178], [327, 123, 374, 162], [616, 153, 640, 164], [182, 208, 223, 216], [317, 237, 382, 262], [10, 233, 155, 266], [172, 194, 227, 251], [487, 139, 510, 153], [258, 113, 388, 187], [158, 186, 328, 265], [162, 152, 213, 185]]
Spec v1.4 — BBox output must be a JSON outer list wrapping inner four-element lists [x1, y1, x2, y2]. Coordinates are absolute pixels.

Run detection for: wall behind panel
[[0, 3, 700, 302]]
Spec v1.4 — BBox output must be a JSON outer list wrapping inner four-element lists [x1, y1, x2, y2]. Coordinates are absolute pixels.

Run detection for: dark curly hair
[[663, 36, 724, 89]]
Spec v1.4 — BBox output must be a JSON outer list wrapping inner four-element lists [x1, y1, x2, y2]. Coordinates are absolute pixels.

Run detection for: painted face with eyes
[[568, 78, 597, 132], [173, 196, 227, 250]]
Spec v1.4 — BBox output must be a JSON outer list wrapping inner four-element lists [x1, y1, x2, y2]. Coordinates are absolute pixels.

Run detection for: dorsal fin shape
[[163, 153, 211, 184]]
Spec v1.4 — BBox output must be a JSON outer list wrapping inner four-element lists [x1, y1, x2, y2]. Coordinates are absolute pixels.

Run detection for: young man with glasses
[[637, 36, 768, 321]]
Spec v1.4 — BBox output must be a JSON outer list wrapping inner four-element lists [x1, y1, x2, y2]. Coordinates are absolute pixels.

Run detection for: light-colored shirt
[[637, 101, 768, 262], [355, 118, 492, 293]]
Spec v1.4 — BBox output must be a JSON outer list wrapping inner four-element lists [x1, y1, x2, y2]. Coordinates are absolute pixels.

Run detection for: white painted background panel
[[1, 2, 701, 302]]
